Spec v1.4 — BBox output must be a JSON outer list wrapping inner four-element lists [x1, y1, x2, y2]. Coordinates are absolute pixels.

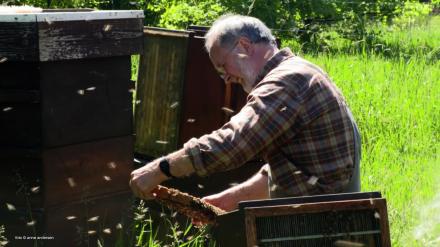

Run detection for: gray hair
[[204, 14, 276, 53]]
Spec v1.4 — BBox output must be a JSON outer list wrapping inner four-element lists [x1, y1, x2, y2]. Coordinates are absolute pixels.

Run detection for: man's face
[[210, 40, 256, 93]]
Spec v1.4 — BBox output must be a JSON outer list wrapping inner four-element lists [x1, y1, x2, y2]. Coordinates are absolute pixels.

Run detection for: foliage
[[159, 0, 223, 29], [1, 0, 108, 9], [132, 201, 214, 247], [2, 0, 435, 52], [392, 1, 433, 28]]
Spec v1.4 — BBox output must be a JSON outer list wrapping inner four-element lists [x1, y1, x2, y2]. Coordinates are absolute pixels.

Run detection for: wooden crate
[[212, 192, 391, 247]]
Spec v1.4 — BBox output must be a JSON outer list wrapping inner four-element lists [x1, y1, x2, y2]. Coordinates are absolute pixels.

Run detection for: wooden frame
[[244, 198, 391, 247]]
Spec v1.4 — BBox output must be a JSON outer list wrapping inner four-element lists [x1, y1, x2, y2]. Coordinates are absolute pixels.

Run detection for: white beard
[[237, 58, 257, 93]]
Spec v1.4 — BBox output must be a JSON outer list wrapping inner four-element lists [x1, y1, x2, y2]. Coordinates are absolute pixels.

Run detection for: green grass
[[131, 201, 213, 247], [303, 16, 440, 247]]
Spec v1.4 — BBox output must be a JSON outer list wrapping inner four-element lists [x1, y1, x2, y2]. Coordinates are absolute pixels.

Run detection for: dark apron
[[342, 107, 361, 193]]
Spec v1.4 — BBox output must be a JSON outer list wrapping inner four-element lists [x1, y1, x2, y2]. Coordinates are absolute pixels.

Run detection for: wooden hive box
[[135, 26, 249, 157], [213, 192, 391, 247], [0, 10, 143, 246]]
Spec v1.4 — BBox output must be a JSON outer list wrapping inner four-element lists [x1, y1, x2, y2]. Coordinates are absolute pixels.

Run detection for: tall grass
[[132, 201, 213, 247], [303, 16, 440, 247]]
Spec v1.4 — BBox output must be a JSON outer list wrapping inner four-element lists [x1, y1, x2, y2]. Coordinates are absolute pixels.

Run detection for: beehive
[[0, 10, 143, 246], [213, 192, 391, 247]]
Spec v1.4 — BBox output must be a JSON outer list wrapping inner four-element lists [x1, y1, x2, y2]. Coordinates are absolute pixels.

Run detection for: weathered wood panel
[[39, 56, 133, 147], [38, 18, 143, 61], [0, 21, 38, 61], [134, 28, 190, 157], [0, 136, 132, 208], [42, 136, 133, 207]]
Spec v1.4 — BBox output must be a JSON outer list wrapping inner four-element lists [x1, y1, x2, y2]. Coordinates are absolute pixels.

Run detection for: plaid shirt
[[183, 48, 357, 196]]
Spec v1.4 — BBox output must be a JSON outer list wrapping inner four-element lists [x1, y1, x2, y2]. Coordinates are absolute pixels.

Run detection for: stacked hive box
[[0, 10, 143, 246]]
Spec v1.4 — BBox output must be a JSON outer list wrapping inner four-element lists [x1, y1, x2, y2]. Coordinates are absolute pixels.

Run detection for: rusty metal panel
[[42, 136, 133, 207], [134, 28, 190, 157], [178, 35, 227, 144]]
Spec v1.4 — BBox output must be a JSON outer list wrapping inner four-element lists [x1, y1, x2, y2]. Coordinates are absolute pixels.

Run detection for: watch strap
[[159, 158, 176, 179]]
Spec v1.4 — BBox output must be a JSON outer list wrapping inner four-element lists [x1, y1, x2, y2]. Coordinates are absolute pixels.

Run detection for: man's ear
[[237, 37, 253, 55]]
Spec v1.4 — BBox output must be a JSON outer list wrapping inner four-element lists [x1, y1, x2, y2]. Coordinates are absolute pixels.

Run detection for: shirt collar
[[254, 48, 295, 85]]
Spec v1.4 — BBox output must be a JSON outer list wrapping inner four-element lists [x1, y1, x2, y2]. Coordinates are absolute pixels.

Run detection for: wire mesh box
[[213, 192, 391, 247]]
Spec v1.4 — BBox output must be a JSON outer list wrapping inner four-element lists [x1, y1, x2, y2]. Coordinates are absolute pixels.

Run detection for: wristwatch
[[159, 157, 176, 179]]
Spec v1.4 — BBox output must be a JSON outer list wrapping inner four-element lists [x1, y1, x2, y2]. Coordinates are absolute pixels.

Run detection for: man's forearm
[[201, 165, 270, 211], [166, 149, 195, 177], [233, 164, 270, 201]]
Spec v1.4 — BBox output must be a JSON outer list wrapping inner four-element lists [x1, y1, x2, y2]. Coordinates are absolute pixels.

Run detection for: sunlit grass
[[302, 18, 439, 246], [132, 201, 213, 247]]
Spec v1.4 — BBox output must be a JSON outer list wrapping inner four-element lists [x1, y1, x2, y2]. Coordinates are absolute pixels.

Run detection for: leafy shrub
[[159, 1, 224, 29], [393, 1, 433, 28]]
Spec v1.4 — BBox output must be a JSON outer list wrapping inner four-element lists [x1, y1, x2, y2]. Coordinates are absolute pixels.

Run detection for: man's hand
[[202, 190, 240, 212], [191, 191, 240, 227], [204, 164, 270, 212], [129, 159, 168, 200]]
